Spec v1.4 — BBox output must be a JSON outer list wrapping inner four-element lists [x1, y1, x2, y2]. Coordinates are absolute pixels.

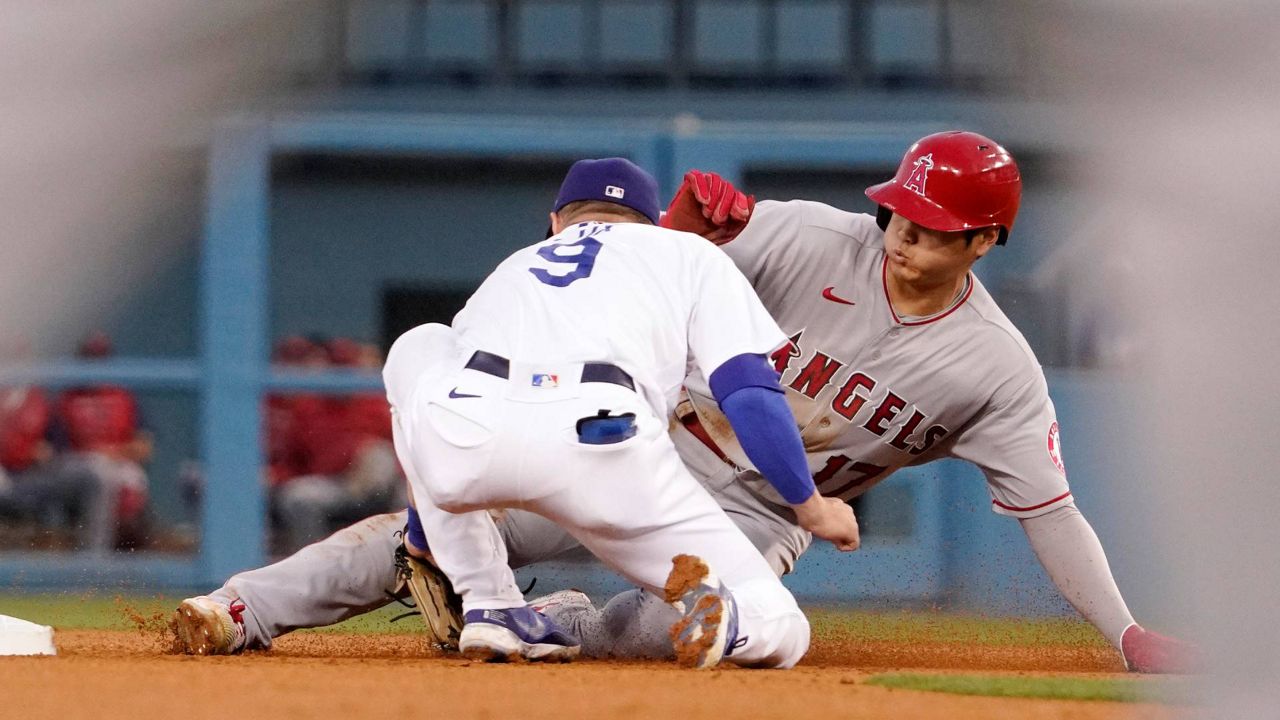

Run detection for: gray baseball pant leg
[[209, 511, 409, 649], [207, 508, 584, 649]]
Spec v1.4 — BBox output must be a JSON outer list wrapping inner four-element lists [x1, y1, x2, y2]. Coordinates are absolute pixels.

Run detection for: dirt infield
[[1, 630, 1192, 720]]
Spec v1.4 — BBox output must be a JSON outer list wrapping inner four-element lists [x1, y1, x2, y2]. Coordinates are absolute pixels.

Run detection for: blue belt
[[465, 350, 635, 392]]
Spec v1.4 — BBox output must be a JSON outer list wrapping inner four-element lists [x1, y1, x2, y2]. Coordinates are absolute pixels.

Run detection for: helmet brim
[[864, 180, 973, 233]]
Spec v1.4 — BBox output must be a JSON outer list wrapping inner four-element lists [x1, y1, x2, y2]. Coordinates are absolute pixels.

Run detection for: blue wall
[[268, 157, 571, 342]]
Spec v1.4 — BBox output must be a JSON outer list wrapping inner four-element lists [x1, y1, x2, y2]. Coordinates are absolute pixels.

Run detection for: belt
[[465, 350, 635, 392], [677, 407, 733, 466]]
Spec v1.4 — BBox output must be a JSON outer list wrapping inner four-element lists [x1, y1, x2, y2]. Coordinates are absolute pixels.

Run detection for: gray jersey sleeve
[[720, 200, 805, 283], [722, 200, 880, 281], [946, 370, 1073, 518]]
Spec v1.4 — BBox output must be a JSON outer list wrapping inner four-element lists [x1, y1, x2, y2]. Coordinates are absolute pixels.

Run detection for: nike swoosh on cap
[[821, 287, 856, 305], [448, 388, 482, 399]]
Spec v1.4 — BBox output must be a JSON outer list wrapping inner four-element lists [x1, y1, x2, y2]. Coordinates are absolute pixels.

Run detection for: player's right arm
[[660, 170, 754, 244]]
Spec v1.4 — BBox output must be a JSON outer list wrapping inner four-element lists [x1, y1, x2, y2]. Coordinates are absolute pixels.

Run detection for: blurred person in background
[[273, 336, 402, 551], [0, 339, 55, 532], [49, 331, 151, 552], [264, 336, 328, 490]]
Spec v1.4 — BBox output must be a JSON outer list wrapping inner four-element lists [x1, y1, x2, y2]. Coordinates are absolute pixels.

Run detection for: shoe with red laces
[[171, 596, 247, 656]]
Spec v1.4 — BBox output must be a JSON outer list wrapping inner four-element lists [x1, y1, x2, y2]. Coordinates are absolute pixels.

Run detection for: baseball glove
[[394, 543, 463, 650]]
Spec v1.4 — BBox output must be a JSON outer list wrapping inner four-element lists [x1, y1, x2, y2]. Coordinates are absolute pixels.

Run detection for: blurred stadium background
[[0, 0, 1194, 638]]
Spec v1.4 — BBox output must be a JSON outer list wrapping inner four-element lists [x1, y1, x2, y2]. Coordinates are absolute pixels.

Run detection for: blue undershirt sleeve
[[708, 354, 816, 505]]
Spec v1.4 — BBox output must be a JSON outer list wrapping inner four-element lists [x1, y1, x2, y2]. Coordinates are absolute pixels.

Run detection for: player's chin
[[885, 262, 921, 282]]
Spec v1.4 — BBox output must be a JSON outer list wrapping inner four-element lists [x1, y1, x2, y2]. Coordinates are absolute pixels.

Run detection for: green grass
[[0, 593, 424, 634], [865, 672, 1196, 704], [2, 593, 1105, 648], [807, 608, 1109, 648]]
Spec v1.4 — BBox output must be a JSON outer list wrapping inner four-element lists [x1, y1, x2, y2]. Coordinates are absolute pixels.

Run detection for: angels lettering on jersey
[[768, 330, 949, 497]]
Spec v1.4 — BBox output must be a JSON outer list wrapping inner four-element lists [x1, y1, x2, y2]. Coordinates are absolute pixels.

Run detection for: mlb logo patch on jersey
[[604, 185, 625, 199], [531, 373, 560, 388]]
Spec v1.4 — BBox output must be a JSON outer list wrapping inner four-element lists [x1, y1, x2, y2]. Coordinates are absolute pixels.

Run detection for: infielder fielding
[[171, 132, 1190, 673]]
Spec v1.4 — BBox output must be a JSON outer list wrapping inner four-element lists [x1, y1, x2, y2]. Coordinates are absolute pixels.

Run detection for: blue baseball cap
[[553, 158, 661, 224]]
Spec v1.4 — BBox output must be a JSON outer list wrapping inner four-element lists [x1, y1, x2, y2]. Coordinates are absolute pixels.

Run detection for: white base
[[0, 614, 56, 655]]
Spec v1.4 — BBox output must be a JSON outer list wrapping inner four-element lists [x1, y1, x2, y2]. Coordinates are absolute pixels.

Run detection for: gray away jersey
[[683, 200, 1072, 518]]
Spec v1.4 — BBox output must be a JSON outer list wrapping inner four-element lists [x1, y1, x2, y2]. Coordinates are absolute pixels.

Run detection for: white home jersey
[[453, 221, 787, 418], [683, 200, 1071, 518]]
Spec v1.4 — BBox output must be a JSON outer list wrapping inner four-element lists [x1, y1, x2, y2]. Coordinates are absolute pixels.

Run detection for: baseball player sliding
[[171, 132, 1192, 673]]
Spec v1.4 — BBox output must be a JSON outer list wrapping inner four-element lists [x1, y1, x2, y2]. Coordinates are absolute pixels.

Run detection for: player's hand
[[1120, 624, 1199, 674], [792, 494, 860, 552], [660, 170, 755, 245]]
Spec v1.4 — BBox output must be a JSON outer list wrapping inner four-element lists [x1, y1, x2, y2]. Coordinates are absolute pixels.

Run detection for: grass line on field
[[3, 593, 1110, 648], [865, 672, 1197, 704], [807, 608, 1109, 648]]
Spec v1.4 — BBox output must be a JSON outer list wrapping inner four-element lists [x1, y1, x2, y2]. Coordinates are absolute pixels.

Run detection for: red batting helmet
[[865, 130, 1021, 245]]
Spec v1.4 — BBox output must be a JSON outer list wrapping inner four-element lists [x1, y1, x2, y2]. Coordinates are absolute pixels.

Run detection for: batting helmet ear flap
[[876, 206, 892, 232]]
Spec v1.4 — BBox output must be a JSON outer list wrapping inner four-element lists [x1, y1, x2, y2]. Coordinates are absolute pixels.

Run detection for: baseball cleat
[[170, 596, 247, 656], [395, 544, 464, 650], [664, 554, 739, 669], [459, 606, 581, 663]]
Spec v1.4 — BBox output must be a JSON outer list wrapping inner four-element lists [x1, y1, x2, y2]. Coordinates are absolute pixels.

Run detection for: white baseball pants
[[391, 346, 809, 668]]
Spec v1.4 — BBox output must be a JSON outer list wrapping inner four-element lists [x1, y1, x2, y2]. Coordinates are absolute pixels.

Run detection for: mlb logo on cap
[[553, 158, 660, 224], [531, 373, 560, 388]]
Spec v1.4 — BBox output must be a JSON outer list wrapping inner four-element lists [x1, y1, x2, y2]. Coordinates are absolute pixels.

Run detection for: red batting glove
[[660, 170, 755, 245], [1120, 624, 1199, 674]]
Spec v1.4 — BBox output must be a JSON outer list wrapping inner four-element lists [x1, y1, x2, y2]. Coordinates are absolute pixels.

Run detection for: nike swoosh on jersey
[[821, 286, 856, 305], [448, 388, 482, 399]]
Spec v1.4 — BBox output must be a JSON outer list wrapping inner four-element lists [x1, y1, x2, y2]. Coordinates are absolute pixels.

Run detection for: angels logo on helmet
[[902, 153, 935, 197]]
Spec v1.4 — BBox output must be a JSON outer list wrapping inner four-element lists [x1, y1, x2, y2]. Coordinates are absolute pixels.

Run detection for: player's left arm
[[949, 372, 1196, 673], [1018, 504, 1197, 673]]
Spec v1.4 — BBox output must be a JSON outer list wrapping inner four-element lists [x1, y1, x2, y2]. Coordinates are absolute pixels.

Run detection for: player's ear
[[971, 227, 1000, 258], [548, 211, 564, 236]]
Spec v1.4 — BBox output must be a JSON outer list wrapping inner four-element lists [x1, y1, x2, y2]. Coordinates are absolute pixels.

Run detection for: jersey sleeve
[[686, 242, 789, 378], [724, 199, 883, 279], [720, 200, 805, 282], [946, 372, 1074, 519]]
